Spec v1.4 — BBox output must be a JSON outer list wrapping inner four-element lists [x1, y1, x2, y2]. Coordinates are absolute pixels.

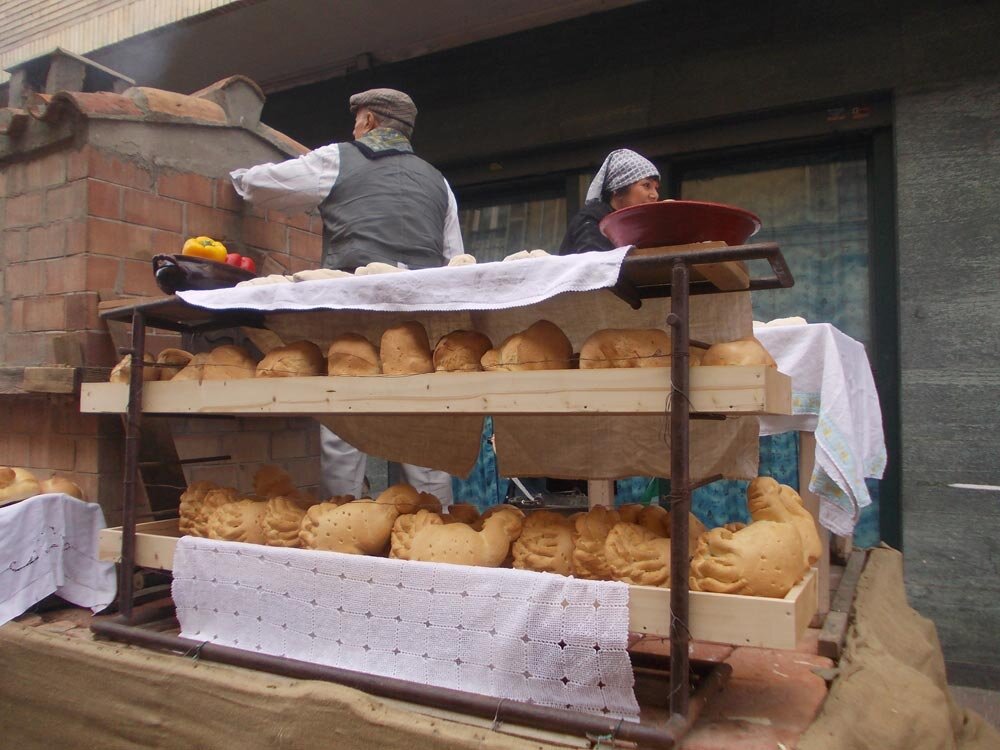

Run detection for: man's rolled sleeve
[[442, 178, 464, 260], [230, 144, 342, 212]]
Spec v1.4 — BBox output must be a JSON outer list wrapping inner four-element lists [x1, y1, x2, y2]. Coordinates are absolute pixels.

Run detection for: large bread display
[[689, 521, 804, 598], [261, 495, 314, 548], [206, 499, 268, 545], [702, 336, 777, 368], [572, 505, 621, 580], [433, 330, 493, 373], [380, 321, 434, 375], [408, 506, 524, 567], [299, 500, 399, 555], [389, 509, 443, 560], [0, 467, 42, 503], [172, 345, 257, 381], [256, 340, 326, 378], [747, 477, 822, 567], [481, 320, 573, 371], [326, 333, 381, 375], [604, 522, 672, 587], [511, 509, 576, 575]]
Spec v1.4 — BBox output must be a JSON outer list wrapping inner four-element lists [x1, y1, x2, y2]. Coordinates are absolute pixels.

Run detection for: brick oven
[[0, 50, 324, 523]]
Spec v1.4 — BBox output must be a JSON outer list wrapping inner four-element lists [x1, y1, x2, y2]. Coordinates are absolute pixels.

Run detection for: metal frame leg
[[119, 311, 146, 621]]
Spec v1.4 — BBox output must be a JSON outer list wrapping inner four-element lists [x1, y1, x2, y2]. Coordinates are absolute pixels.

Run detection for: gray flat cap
[[349, 88, 418, 137]]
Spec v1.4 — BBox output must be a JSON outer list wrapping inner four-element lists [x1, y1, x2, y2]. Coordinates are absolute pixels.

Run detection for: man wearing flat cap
[[231, 88, 461, 503]]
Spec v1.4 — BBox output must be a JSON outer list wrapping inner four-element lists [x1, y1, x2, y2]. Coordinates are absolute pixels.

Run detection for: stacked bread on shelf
[[107, 319, 778, 383], [0, 466, 87, 503], [176, 466, 818, 599]]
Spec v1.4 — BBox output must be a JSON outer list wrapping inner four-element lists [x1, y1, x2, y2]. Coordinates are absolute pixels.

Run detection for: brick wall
[[1, 142, 326, 514]]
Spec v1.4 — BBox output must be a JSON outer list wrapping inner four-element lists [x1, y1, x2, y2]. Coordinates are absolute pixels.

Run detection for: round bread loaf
[[482, 320, 572, 371], [375, 483, 441, 514], [327, 333, 381, 375], [40, 474, 86, 500], [170, 352, 208, 381], [381, 321, 434, 375], [200, 345, 257, 380], [299, 500, 398, 554], [110, 353, 158, 383], [256, 340, 326, 378], [156, 348, 195, 380], [433, 330, 493, 372], [0, 467, 41, 503], [702, 337, 777, 368]]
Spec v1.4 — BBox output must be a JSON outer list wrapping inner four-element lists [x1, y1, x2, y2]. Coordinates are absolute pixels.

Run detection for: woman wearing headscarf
[[558, 149, 660, 254]]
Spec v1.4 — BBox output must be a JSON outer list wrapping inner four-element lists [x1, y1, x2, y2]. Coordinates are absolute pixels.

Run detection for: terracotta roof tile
[[191, 75, 265, 102], [123, 87, 226, 124], [26, 91, 143, 121]]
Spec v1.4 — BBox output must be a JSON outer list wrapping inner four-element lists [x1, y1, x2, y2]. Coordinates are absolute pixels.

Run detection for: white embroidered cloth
[[172, 537, 639, 720], [177, 247, 631, 313], [0, 494, 116, 625], [756, 323, 886, 535]]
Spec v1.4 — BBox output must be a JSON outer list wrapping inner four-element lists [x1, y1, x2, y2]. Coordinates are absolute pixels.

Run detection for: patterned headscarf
[[585, 149, 660, 203], [349, 88, 418, 138]]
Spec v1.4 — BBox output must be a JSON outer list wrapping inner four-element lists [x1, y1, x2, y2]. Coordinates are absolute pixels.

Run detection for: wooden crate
[[99, 522, 816, 650], [81, 366, 791, 416]]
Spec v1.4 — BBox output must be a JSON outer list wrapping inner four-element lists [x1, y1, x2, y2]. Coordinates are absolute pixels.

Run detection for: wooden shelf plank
[[99, 520, 817, 651], [81, 366, 791, 416]]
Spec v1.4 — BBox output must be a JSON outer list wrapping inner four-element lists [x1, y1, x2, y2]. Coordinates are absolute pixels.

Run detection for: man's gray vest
[[319, 141, 449, 271]]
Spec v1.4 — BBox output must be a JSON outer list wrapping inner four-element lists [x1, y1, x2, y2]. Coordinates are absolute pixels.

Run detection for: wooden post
[[587, 480, 614, 508]]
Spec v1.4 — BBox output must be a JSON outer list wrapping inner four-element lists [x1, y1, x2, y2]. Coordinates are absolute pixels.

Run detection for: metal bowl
[[151, 254, 255, 294], [599, 200, 762, 248]]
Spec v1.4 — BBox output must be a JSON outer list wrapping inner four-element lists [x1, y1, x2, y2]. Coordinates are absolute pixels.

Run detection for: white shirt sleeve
[[442, 178, 464, 260], [230, 143, 342, 212]]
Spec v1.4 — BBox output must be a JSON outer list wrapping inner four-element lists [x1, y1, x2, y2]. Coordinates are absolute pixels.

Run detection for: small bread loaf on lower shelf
[[511, 509, 576, 576], [206, 499, 268, 545], [381, 321, 434, 375], [327, 333, 381, 375], [261, 495, 314, 547], [580, 328, 671, 369], [389, 509, 443, 560], [110, 353, 158, 383], [299, 500, 399, 555], [40, 474, 86, 500], [408, 505, 524, 567], [182, 486, 239, 538], [747, 477, 822, 567], [256, 340, 326, 378], [690, 521, 805, 598], [482, 320, 573, 371], [172, 345, 257, 381], [572, 505, 621, 580], [0, 467, 41, 503], [605, 522, 672, 587], [375, 483, 441, 514], [702, 336, 777, 368], [433, 330, 493, 372], [156, 349, 195, 380], [447, 254, 477, 266]]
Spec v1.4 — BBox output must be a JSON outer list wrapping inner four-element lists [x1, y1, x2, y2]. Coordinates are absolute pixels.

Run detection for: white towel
[[756, 324, 887, 535], [172, 537, 639, 720], [0, 494, 117, 625], [177, 248, 631, 313]]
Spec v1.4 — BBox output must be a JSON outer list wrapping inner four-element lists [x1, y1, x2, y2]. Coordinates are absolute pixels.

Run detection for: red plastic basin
[[599, 200, 762, 248]]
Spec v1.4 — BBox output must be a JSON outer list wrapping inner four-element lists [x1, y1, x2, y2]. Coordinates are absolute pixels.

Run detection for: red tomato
[[238, 256, 256, 273], [225, 253, 243, 267]]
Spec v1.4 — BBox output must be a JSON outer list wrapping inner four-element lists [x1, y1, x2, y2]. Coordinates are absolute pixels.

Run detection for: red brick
[[5, 261, 46, 298], [5, 332, 56, 365], [30, 434, 77, 472], [244, 215, 288, 251], [158, 172, 213, 207], [26, 223, 66, 260], [81, 331, 117, 366], [185, 203, 240, 244], [87, 179, 121, 219], [5, 191, 45, 227], [85, 255, 121, 292], [4, 434, 31, 465], [256, 252, 290, 275], [86, 217, 155, 259], [22, 295, 66, 331], [0, 169, 6, 198], [2, 229, 28, 262], [289, 228, 321, 263], [267, 209, 311, 231], [67, 146, 90, 181], [270, 429, 308, 459], [124, 188, 183, 232], [214, 179, 243, 212], [288, 256, 313, 274], [151, 229, 185, 256], [45, 254, 87, 294], [221, 431, 269, 462], [46, 180, 88, 221], [25, 152, 67, 190], [309, 215, 323, 234], [121, 258, 161, 297], [64, 292, 100, 330], [87, 149, 154, 191], [65, 219, 87, 254], [9, 299, 24, 331]]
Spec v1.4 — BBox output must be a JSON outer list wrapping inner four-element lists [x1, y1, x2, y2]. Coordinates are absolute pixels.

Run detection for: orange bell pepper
[[182, 236, 228, 263]]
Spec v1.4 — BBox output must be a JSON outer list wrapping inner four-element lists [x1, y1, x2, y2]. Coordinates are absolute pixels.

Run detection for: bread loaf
[[261, 495, 314, 547], [511, 510, 576, 576], [185, 486, 240, 537], [447, 254, 477, 266], [433, 330, 493, 372], [355, 262, 405, 275], [702, 337, 777, 368], [236, 274, 292, 287], [747, 477, 822, 567], [206, 499, 268, 545], [604, 522, 672, 587], [409, 505, 524, 567], [253, 465, 298, 499], [292, 268, 352, 282], [201, 345, 257, 380], [327, 333, 381, 375], [482, 320, 573, 371], [178, 480, 219, 535], [256, 340, 326, 378], [572, 505, 620, 580], [444, 503, 480, 525], [156, 348, 194, 380], [375, 483, 441, 515], [110, 353, 158, 383], [39, 475, 86, 500], [381, 322, 434, 375], [171, 352, 208, 382], [690, 521, 805, 598], [580, 329, 671, 369], [389, 509, 443, 560], [0, 467, 41, 503], [299, 500, 399, 554]]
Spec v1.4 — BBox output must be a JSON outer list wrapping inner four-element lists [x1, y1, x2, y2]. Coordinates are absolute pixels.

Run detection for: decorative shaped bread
[[447, 254, 477, 266], [511, 510, 576, 576], [444, 503, 480, 525], [178, 480, 219, 535], [253, 464, 298, 499], [156, 348, 195, 380], [109, 353, 158, 383], [690, 521, 805, 598], [0, 467, 41, 503], [256, 340, 326, 378], [182, 486, 240, 538], [355, 262, 404, 275], [381, 321, 434, 375], [375, 483, 442, 514], [292, 268, 352, 282], [747, 477, 822, 567], [657, 508, 709, 557], [170, 352, 208, 381], [236, 273, 292, 286], [616, 504, 644, 524], [39, 474, 86, 500], [206, 499, 268, 545], [389, 509, 444, 560], [261, 495, 315, 547], [408, 505, 524, 567], [327, 333, 381, 375], [433, 330, 494, 372], [604, 523, 672, 587], [481, 320, 573, 371], [702, 337, 777, 368], [299, 500, 399, 555], [572, 505, 621, 580]]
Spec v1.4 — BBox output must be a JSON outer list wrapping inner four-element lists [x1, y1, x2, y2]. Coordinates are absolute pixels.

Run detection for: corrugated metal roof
[[0, 0, 241, 84]]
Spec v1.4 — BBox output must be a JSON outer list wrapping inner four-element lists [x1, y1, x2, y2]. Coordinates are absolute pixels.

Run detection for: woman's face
[[610, 178, 660, 210]]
